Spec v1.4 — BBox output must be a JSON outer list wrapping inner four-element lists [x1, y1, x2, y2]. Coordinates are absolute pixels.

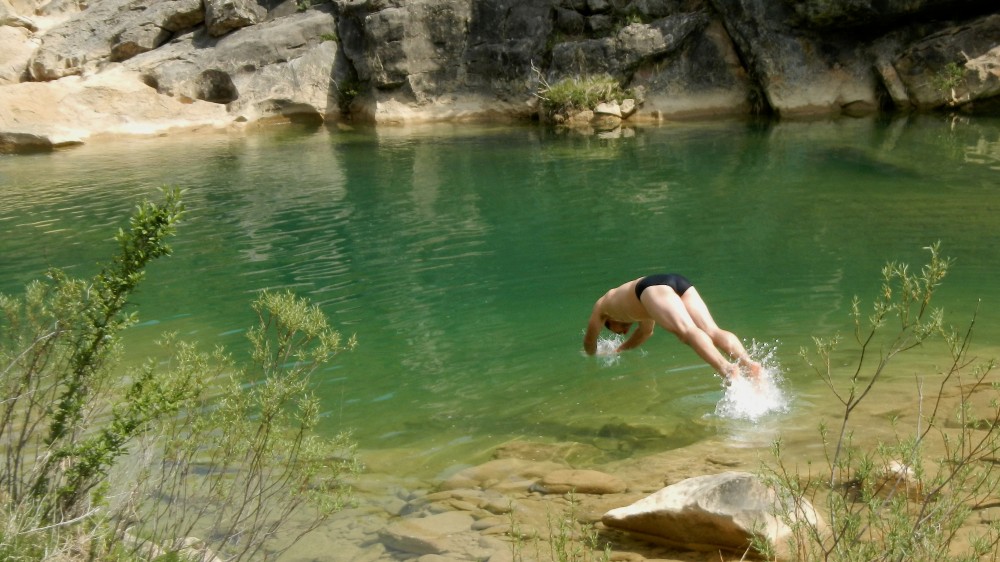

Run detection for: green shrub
[[934, 62, 966, 94], [1, 189, 187, 523], [534, 71, 637, 118], [759, 243, 1000, 561], [0, 189, 358, 561], [121, 291, 359, 561]]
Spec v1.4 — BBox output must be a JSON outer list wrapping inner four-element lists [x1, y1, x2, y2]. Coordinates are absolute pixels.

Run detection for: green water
[[2, 115, 999, 477]]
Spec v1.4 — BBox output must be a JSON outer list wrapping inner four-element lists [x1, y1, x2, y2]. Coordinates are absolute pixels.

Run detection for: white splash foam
[[595, 334, 625, 366], [714, 340, 789, 422]]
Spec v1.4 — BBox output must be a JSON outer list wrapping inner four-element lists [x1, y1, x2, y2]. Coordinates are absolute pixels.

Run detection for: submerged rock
[[438, 458, 566, 492], [531, 468, 628, 495]]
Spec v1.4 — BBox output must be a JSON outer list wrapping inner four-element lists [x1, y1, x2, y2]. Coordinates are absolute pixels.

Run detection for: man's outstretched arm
[[617, 319, 654, 352], [583, 305, 604, 355]]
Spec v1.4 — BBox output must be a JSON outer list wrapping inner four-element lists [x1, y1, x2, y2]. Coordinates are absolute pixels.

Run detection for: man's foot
[[739, 358, 762, 380], [721, 362, 742, 381]]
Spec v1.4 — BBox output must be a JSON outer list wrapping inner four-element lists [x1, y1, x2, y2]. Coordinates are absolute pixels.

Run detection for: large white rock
[[0, 65, 231, 152], [602, 471, 823, 561], [593, 100, 622, 117]]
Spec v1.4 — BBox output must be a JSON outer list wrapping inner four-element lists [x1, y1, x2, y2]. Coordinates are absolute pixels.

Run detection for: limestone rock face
[[28, 0, 205, 80], [891, 14, 1000, 108], [787, 0, 972, 28], [709, 0, 999, 116], [204, 0, 266, 37], [0, 25, 35, 84], [0, 66, 231, 152], [1, 0, 998, 151], [124, 7, 347, 121], [335, 0, 550, 122], [602, 471, 823, 561], [710, 0, 879, 115], [0, 0, 35, 30]]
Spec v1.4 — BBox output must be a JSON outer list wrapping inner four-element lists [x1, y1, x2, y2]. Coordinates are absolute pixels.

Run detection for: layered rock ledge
[[1, 0, 998, 152]]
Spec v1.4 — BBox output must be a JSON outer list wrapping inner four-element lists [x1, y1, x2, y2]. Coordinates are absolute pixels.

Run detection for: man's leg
[[680, 287, 761, 376], [638, 286, 739, 378]]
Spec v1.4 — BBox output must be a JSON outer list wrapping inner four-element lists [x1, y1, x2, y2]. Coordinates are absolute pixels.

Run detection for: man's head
[[604, 319, 633, 335]]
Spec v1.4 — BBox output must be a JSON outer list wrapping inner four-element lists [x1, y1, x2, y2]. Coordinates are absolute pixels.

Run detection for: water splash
[[715, 340, 789, 422], [595, 334, 625, 366]]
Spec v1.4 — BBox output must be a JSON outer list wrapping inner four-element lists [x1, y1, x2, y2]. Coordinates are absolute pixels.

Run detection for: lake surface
[[2, 115, 999, 480]]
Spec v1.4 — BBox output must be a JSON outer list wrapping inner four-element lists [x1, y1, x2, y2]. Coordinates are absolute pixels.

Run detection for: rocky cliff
[[1, 0, 998, 152]]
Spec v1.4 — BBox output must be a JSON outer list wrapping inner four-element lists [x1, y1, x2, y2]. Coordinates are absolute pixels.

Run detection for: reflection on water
[[1, 115, 999, 478]]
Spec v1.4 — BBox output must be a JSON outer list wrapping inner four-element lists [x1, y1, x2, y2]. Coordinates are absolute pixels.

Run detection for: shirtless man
[[583, 274, 760, 380]]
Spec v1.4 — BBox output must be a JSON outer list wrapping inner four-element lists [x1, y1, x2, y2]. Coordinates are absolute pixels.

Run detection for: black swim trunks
[[634, 274, 692, 299]]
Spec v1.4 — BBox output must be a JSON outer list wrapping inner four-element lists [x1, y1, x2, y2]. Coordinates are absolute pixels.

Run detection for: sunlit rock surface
[[0, 0, 998, 151]]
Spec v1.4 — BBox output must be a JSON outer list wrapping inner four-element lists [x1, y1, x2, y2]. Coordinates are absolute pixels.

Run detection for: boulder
[[876, 460, 923, 501], [379, 511, 475, 556], [204, 0, 266, 37], [3, 0, 1000, 142], [633, 19, 753, 118], [602, 471, 823, 561], [616, 12, 709, 71], [110, 23, 172, 62], [620, 98, 636, 117], [377, 511, 500, 560], [890, 14, 1000, 109], [593, 101, 622, 118]]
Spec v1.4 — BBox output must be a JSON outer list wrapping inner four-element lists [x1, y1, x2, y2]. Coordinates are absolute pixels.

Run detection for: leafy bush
[[933, 62, 967, 105], [532, 66, 638, 119], [0, 189, 358, 561], [759, 243, 1000, 561]]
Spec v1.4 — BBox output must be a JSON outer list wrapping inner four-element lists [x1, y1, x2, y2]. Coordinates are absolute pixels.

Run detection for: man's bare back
[[591, 278, 649, 323]]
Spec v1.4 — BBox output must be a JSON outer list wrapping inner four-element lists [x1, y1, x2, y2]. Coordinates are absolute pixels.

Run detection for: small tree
[[0, 189, 359, 561], [759, 244, 1000, 561], [1, 188, 188, 524]]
